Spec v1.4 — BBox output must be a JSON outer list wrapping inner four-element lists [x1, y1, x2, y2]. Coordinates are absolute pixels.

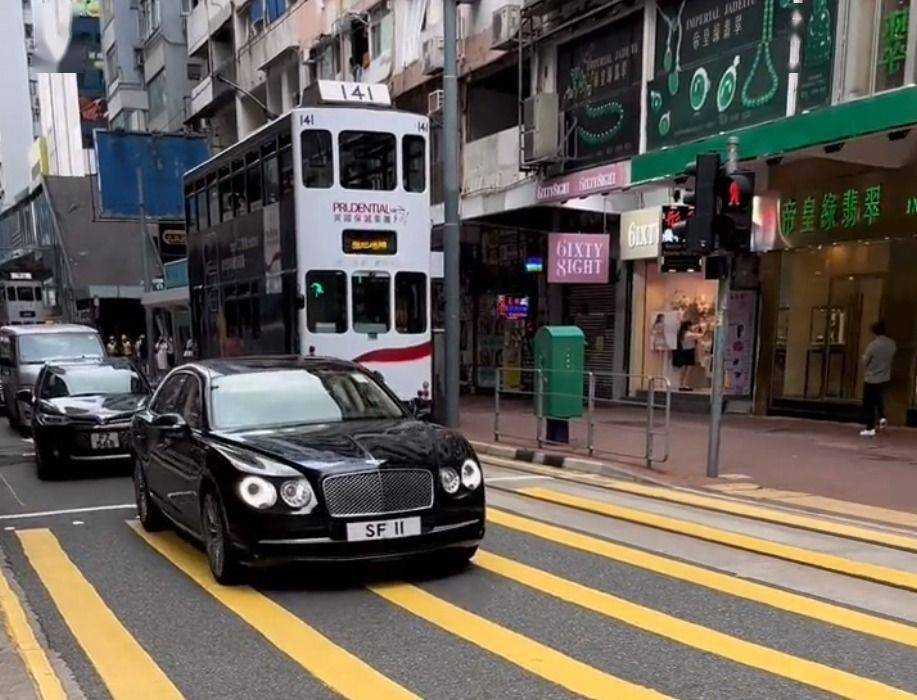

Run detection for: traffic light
[[679, 154, 755, 254], [715, 171, 756, 251], [682, 154, 720, 255]]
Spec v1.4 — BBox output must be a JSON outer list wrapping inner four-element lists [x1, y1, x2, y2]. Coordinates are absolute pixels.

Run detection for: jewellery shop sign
[[647, 0, 838, 150], [557, 11, 643, 167], [776, 165, 917, 247]]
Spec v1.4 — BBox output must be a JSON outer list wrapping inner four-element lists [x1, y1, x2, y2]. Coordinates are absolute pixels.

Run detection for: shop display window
[[772, 243, 889, 402]]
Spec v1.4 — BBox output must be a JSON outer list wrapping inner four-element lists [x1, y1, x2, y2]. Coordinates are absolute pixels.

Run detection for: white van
[[0, 324, 105, 430]]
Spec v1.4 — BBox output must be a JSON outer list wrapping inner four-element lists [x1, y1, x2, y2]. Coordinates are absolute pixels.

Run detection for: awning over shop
[[631, 86, 917, 185], [142, 287, 189, 308]]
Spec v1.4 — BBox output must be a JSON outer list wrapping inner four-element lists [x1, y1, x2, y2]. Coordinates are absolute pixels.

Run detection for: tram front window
[[339, 131, 396, 191], [353, 272, 391, 334]]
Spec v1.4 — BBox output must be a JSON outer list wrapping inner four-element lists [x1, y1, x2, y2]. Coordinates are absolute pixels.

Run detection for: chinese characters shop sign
[[777, 166, 917, 245], [877, 5, 910, 90], [647, 0, 838, 150], [557, 12, 643, 168]]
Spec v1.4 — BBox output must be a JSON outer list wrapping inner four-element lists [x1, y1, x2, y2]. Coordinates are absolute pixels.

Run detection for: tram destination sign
[[317, 80, 392, 107]]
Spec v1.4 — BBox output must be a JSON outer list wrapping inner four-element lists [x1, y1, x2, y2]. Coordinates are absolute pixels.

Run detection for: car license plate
[[90, 432, 119, 450], [346, 517, 421, 542]]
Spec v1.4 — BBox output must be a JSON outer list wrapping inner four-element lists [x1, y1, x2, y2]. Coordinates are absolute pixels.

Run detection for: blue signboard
[[94, 131, 209, 220]]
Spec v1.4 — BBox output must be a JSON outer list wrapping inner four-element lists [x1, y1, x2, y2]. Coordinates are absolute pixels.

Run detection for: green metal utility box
[[534, 326, 585, 419]]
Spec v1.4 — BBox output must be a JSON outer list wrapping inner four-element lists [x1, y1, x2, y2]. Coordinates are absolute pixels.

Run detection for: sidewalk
[[460, 396, 917, 514]]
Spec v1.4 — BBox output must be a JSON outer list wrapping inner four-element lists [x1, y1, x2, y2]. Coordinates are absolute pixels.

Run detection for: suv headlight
[[238, 476, 277, 510], [279, 478, 316, 512], [460, 459, 482, 490]]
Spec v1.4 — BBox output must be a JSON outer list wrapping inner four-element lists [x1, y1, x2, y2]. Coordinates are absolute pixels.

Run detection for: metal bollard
[[587, 372, 595, 456], [536, 369, 544, 448], [646, 378, 656, 469], [493, 369, 501, 442]]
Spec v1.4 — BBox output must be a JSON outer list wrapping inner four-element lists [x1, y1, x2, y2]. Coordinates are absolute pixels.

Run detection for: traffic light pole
[[706, 136, 739, 478], [442, 0, 461, 428]]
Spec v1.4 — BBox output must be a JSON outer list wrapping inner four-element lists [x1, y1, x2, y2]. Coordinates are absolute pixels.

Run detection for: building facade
[[88, 0, 917, 424], [100, 0, 199, 133]]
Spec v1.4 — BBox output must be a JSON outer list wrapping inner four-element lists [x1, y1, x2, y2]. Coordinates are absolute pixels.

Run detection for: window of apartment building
[[187, 63, 203, 82], [139, 0, 161, 39], [148, 69, 167, 121], [313, 40, 340, 81], [105, 46, 118, 84], [369, 4, 393, 60]]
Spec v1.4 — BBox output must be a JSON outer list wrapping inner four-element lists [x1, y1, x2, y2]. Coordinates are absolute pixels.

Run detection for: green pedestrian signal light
[[309, 282, 325, 298]]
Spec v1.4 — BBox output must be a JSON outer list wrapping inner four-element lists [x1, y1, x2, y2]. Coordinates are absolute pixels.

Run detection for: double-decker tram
[[0, 272, 48, 326], [184, 81, 431, 403]]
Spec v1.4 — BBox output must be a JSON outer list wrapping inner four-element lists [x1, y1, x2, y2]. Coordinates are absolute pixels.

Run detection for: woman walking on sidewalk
[[860, 320, 897, 437]]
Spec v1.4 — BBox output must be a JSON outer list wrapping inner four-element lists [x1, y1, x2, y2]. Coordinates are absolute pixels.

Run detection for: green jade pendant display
[[741, 0, 780, 109]]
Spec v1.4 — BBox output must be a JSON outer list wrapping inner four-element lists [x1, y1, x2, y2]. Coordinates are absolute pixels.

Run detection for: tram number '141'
[[316, 80, 393, 107]]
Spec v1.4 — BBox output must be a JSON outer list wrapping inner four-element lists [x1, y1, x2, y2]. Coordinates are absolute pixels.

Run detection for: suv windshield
[[210, 368, 404, 430], [18, 333, 105, 364], [42, 365, 147, 398]]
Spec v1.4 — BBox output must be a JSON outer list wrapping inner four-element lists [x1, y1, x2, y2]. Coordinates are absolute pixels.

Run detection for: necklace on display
[[740, 0, 779, 109], [657, 1, 686, 96], [578, 100, 625, 146]]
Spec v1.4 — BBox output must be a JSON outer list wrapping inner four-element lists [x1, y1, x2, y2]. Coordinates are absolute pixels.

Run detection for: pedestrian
[[166, 336, 175, 368], [155, 337, 170, 378], [860, 320, 897, 437], [106, 335, 118, 356], [121, 334, 133, 358], [135, 334, 146, 363], [673, 321, 700, 391], [183, 338, 194, 362]]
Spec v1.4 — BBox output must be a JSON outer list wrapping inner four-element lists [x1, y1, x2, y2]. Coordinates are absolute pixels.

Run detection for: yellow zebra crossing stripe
[[0, 559, 66, 700], [16, 528, 181, 700], [600, 480, 917, 553], [370, 581, 670, 700], [488, 508, 917, 648], [129, 522, 418, 700], [519, 487, 917, 592], [474, 550, 916, 700]]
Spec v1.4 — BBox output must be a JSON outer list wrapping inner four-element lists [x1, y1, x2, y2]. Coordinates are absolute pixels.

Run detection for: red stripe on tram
[[354, 342, 432, 364]]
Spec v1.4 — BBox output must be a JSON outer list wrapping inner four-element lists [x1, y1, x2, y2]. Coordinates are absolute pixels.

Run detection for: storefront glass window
[[636, 263, 718, 393], [772, 243, 890, 402]]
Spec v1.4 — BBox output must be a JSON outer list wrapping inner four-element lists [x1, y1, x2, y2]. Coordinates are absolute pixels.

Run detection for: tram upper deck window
[[339, 131, 396, 191], [403, 135, 426, 193], [301, 130, 333, 188]]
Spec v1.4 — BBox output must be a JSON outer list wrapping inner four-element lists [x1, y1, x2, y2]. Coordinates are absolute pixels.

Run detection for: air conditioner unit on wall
[[491, 5, 521, 50], [522, 93, 560, 164], [422, 37, 444, 75], [427, 89, 444, 116]]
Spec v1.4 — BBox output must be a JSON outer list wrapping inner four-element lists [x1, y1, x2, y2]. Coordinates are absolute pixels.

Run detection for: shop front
[[623, 206, 759, 408], [757, 160, 917, 426]]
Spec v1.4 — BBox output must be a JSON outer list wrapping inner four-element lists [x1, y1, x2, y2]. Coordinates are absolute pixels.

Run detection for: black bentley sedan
[[132, 357, 485, 583], [28, 359, 150, 479]]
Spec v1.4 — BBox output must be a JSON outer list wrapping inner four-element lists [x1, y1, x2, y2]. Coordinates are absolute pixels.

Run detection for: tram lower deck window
[[395, 272, 426, 334], [306, 270, 347, 334], [339, 131, 396, 191], [352, 271, 390, 334]]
